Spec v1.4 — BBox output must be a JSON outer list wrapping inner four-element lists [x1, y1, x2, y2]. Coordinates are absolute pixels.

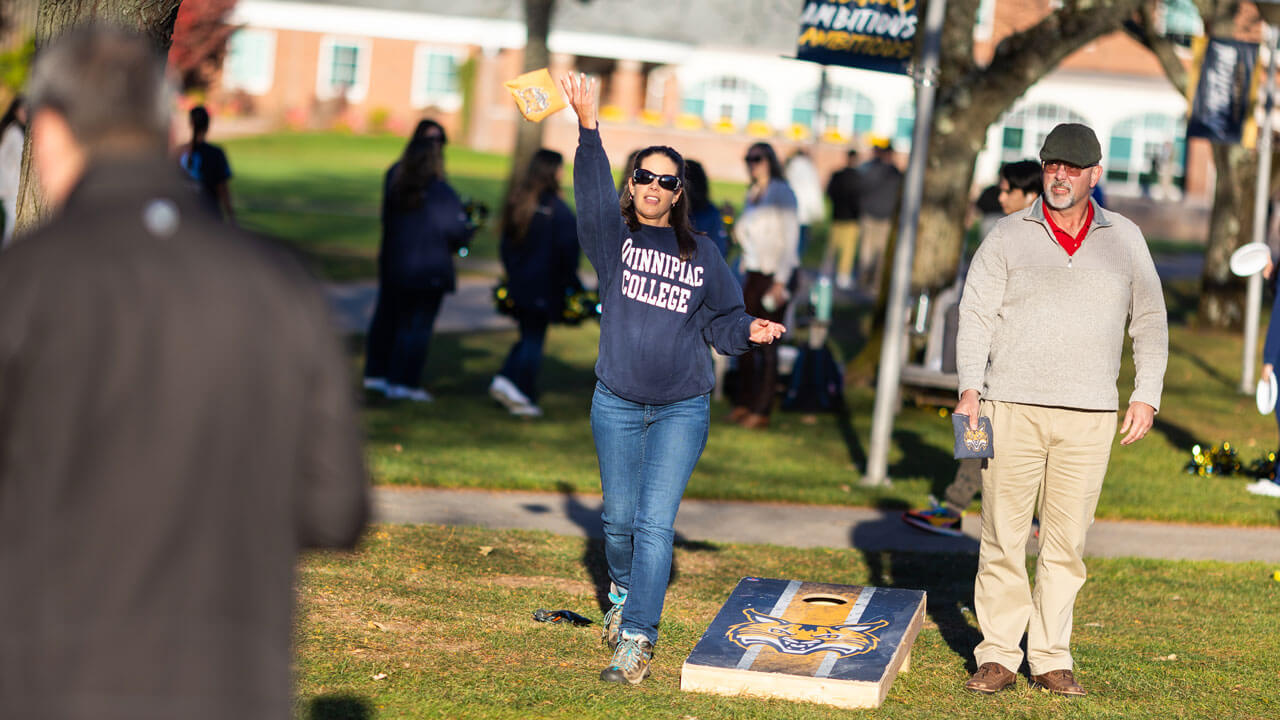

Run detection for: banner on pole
[[796, 0, 918, 75], [1186, 37, 1259, 145]]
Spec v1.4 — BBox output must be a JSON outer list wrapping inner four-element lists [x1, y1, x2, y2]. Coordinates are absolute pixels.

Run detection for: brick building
[[214, 0, 1225, 205]]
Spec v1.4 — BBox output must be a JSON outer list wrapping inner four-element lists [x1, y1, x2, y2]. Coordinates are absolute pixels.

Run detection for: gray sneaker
[[601, 601, 624, 649], [599, 632, 653, 685]]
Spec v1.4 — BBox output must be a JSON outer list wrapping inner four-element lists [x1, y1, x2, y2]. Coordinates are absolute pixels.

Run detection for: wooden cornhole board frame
[[680, 577, 926, 710]]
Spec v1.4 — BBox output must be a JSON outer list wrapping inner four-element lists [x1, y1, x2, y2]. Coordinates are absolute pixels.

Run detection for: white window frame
[[411, 45, 466, 111], [316, 35, 372, 103], [974, 0, 996, 42], [684, 75, 768, 126], [222, 28, 276, 96]]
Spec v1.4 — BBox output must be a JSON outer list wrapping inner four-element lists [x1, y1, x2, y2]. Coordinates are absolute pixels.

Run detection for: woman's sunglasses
[[632, 168, 681, 192], [745, 154, 766, 164]]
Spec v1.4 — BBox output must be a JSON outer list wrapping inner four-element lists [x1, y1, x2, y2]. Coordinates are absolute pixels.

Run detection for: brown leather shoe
[[726, 407, 750, 423], [964, 662, 1016, 694], [737, 413, 770, 430], [1030, 668, 1085, 697]]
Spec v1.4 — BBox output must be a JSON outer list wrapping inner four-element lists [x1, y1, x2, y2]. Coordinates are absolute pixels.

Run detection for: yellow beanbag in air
[[504, 68, 566, 122]]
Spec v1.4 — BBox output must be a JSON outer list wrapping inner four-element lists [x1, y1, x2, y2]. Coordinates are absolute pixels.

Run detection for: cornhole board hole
[[680, 577, 926, 710]]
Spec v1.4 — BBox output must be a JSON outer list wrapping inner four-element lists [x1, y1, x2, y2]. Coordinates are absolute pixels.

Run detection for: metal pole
[[862, 0, 948, 487], [1242, 26, 1278, 394]]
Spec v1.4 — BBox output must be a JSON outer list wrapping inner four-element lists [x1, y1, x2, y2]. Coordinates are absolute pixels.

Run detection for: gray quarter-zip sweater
[[955, 196, 1168, 412]]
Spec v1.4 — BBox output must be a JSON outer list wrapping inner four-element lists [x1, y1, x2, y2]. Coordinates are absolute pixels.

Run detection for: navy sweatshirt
[[378, 165, 472, 292], [500, 191, 581, 318], [574, 126, 755, 404]]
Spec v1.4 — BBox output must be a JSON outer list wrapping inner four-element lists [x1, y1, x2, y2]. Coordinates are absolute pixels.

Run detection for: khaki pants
[[824, 220, 859, 283], [857, 216, 891, 295], [973, 400, 1116, 675]]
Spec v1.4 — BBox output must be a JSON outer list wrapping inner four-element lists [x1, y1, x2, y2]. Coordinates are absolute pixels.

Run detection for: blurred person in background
[[824, 147, 860, 290], [856, 136, 902, 296], [0, 25, 369, 720], [785, 147, 824, 258], [176, 104, 234, 223], [490, 148, 580, 418], [0, 95, 26, 246], [363, 119, 474, 402], [683, 159, 729, 258], [729, 141, 798, 430]]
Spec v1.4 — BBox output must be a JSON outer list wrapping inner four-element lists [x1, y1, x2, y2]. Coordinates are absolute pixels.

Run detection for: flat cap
[[1039, 123, 1101, 167]]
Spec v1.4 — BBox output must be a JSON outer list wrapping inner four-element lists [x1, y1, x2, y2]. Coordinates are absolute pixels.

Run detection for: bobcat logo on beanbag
[[726, 608, 889, 657], [963, 425, 989, 453]]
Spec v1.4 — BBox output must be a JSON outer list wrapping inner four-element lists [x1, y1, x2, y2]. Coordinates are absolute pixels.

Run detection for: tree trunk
[[14, 0, 182, 236], [1127, 0, 1261, 329], [1197, 142, 1255, 329], [506, 0, 555, 192]]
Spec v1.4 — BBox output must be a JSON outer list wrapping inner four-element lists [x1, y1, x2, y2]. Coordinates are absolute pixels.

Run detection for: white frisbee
[[1229, 242, 1271, 277], [1257, 367, 1277, 415]]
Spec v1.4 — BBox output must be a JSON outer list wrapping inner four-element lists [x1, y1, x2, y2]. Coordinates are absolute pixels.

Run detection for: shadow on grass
[[1169, 339, 1235, 390], [307, 694, 373, 720], [852, 501, 982, 672], [888, 429, 954, 499], [1151, 415, 1202, 452], [546, 481, 720, 615]]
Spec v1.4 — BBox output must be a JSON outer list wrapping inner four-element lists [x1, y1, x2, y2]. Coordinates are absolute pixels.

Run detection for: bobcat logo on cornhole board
[[726, 608, 889, 658]]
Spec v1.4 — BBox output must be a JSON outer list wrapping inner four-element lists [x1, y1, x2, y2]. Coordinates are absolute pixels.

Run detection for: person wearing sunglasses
[[729, 142, 799, 430], [558, 72, 786, 687], [954, 123, 1167, 698]]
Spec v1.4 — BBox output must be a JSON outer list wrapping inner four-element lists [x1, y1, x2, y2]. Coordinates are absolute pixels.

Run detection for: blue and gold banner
[[1186, 37, 1259, 145], [796, 0, 918, 75]]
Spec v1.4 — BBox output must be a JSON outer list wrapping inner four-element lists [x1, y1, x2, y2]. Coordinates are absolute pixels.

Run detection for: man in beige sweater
[[954, 123, 1168, 698]]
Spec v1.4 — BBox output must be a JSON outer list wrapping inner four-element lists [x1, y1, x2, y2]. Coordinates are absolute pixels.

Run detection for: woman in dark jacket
[[489, 149, 581, 417], [363, 120, 472, 402]]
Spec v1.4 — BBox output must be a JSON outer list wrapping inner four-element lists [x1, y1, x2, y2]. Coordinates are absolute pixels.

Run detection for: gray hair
[[27, 24, 172, 153]]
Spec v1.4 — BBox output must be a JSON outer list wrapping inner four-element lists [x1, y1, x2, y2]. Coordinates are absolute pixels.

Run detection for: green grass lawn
[[225, 132, 751, 282], [226, 131, 1280, 526], [295, 524, 1280, 719]]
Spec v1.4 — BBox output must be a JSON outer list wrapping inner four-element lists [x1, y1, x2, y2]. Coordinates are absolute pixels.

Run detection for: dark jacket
[[826, 166, 861, 221], [857, 158, 903, 219], [501, 191, 581, 319], [378, 164, 472, 292], [0, 155, 369, 720], [574, 126, 755, 405]]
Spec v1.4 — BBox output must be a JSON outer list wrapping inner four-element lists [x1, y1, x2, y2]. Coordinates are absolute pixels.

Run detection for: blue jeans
[[498, 311, 549, 402], [364, 285, 444, 388], [590, 381, 709, 645]]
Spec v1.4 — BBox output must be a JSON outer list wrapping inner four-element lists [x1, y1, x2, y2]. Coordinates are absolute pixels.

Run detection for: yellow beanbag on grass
[[505, 68, 567, 122]]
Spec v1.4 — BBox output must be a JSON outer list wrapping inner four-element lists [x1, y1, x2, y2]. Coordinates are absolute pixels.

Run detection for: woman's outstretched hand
[[558, 72, 597, 129], [749, 318, 786, 344]]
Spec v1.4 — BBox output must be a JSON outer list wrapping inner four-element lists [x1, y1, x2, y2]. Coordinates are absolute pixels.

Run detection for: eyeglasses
[[632, 168, 681, 192], [745, 154, 766, 165], [1042, 161, 1093, 177]]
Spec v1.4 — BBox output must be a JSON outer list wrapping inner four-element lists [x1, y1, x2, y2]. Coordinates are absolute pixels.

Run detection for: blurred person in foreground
[[955, 124, 1166, 698], [176, 104, 234, 222], [362, 119, 474, 402], [0, 25, 369, 719], [490, 148, 581, 418]]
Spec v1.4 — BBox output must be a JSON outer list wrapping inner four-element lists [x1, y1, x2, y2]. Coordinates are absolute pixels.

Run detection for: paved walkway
[[373, 486, 1280, 563]]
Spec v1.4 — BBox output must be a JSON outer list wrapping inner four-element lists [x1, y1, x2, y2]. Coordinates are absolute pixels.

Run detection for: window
[[1159, 0, 1203, 44], [791, 86, 874, 138], [316, 36, 371, 103], [682, 76, 768, 126], [893, 101, 915, 150], [412, 46, 464, 110], [222, 28, 275, 95], [1106, 113, 1186, 196], [997, 104, 1087, 163]]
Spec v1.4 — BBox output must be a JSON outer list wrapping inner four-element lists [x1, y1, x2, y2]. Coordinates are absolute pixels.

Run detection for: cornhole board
[[680, 577, 926, 710]]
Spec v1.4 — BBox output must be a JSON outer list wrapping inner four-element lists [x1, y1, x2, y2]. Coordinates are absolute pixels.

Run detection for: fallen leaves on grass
[[372, 672, 388, 681], [1153, 654, 1178, 661], [478, 546, 495, 556]]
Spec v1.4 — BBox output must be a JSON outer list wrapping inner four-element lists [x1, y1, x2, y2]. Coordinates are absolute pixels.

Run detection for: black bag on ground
[[781, 344, 844, 412]]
